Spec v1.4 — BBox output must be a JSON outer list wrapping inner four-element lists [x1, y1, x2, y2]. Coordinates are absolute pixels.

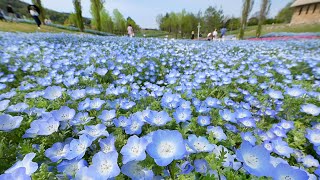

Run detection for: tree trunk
[[239, 0, 254, 39], [73, 0, 84, 32], [256, 0, 270, 37]]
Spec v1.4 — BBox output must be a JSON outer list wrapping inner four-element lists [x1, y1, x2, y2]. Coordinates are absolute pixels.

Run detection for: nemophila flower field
[[0, 32, 319, 180]]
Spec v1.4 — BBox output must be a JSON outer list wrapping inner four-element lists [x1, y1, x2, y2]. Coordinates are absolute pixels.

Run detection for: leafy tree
[[100, 9, 114, 33], [203, 6, 224, 32], [256, 0, 271, 37], [64, 13, 77, 26], [73, 0, 84, 32], [225, 17, 240, 31], [113, 9, 126, 35], [32, 0, 45, 24], [90, 0, 105, 31], [275, 2, 294, 23], [127, 17, 140, 32], [239, 0, 254, 39]]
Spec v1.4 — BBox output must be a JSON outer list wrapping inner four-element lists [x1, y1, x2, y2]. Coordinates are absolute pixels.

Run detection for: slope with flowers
[[0, 32, 319, 179]]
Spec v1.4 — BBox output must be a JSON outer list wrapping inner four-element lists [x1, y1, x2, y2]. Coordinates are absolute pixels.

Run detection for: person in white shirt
[[127, 24, 134, 37], [28, 5, 41, 29], [212, 29, 218, 40]]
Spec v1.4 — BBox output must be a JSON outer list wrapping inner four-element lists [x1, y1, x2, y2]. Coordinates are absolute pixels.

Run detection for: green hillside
[[0, 0, 90, 25]]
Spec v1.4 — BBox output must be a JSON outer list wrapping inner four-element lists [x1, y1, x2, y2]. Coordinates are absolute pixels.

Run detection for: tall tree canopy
[[256, 0, 271, 37], [90, 0, 105, 31], [239, 0, 254, 39]]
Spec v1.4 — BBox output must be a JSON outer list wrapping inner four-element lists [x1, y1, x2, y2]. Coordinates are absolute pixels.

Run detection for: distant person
[[6, 4, 15, 22], [191, 31, 195, 40], [220, 27, 227, 38], [127, 24, 134, 37], [212, 29, 218, 40], [28, 5, 41, 29], [207, 32, 212, 41], [0, 9, 5, 21]]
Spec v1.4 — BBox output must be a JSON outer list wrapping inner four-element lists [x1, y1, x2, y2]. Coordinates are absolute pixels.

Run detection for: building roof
[[291, 0, 320, 7]]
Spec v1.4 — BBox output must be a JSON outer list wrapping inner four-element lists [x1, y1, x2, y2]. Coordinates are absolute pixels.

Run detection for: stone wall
[[291, 3, 320, 24]]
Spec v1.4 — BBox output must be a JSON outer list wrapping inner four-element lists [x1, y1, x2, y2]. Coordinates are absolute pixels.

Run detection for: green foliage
[[113, 9, 127, 35], [256, 0, 271, 37], [90, 0, 105, 31], [275, 2, 294, 23], [73, 0, 84, 32]]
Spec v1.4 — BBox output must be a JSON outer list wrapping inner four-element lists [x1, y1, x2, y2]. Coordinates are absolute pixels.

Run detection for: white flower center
[[193, 141, 206, 151], [158, 141, 176, 158], [280, 175, 293, 180], [99, 160, 113, 175], [130, 144, 141, 156], [243, 154, 260, 168], [311, 134, 320, 143]]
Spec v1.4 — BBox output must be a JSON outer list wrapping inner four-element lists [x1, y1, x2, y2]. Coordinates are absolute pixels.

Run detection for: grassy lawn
[[0, 21, 80, 34], [228, 23, 320, 37]]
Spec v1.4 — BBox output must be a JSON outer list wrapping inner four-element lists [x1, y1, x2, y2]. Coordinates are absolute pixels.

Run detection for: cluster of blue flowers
[[0, 32, 319, 179]]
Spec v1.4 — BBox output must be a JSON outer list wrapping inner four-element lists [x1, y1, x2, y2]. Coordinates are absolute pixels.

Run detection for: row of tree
[[28, 0, 139, 35], [157, 0, 293, 39]]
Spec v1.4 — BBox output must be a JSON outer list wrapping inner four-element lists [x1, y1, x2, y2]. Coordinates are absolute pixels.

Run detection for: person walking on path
[[212, 29, 218, 40], [28, 5, 41, 29], [220, 27, 227, 38], [127, 24, 134, 37], [191, 31, 195, 40], [6, 4, 15, 22]]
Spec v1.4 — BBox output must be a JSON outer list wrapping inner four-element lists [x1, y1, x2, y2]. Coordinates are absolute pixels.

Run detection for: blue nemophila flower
[[7, 102, 29, 113], [78, 124, 109, 140], [267, 89, 284, 99], [271, 138, 294, 158], [238, 117, 256, 128], [272, 163, 308, 180], [120, 135, 148, 164], [177, 161, 194, 174], [313, 145, 320, 155], [263, 141, 273, 152], [23, 116, 59, 137], [161, 92, 180, 109], [146, 130, 186, 166], [279, 120, 294, 131], [285, 87, 306, 98], [66, 134, 93, 160], [0, 167, 30, 180], [99, 135, 116, 154], [204, 97, 221, 108], [75, 166, 96, 180], [187, 134, 214, 153], [270, 126, 287, 138], [96, 67, 108, 76], [194, 159, 209, 174], [173, 107, 191, 123], [78, 98, 91, 111], [57, 159, 87, 178], [241, 132, 256, 146], [113, 116, 131, 127], [5, 153, 38, 176], [88, 151, 120, 179], [0, 100, 10, 111], [68, 89, 86, 100], [197, 116, 211, 126], [302, 155, 319, 168], [0, 114, 23, 132], [236, 141, 274, 177], [300, 104, 320, 116], [224, 123, 238, 133], [235, 108, 252, 119], [207, 126, 227, 141], [43, 86, 63, 100], [124, 115, 144, 135], [145, 110, 171, 126], [89, 98, 105, 110], [121, 161, 154, 180], [71, 112, 94, 125], [52, 106, 75, 122], [270, 156, 288, 168], [45, 142, 70, 162]]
